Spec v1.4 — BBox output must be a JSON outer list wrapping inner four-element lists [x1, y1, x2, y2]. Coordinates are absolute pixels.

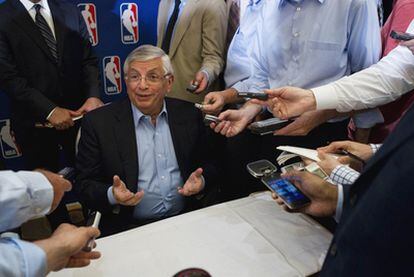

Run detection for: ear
[[166, 75, 174, 93]]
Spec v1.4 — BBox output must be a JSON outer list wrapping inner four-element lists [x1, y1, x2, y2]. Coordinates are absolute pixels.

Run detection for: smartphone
[[262, 176, 310, 209], [248, 117, 292, 135], [390, 30, 414, 41], [83, 211, 101, 252], [237, 92, 269, 101], [186, 81, 199, 93], [203, 114, 221, 125], [57, 167, 76, 183]]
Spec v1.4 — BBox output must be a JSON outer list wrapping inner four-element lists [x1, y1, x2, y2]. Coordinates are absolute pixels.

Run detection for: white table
[[51, 192, 332, 277]]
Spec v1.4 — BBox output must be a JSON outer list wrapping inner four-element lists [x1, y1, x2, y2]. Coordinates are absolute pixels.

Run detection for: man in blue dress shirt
[[76, 45, 219, 236], [200, 0, 384, 199]]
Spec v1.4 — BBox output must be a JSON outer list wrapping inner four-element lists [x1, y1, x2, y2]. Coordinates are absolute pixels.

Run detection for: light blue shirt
[[224, 0, 264, 87], [108, 102, 185, 220], [0, 171, 53, 232], [0, 238, 46, 277], [0, 170, 52, 277], [233, 0, 383, 127]]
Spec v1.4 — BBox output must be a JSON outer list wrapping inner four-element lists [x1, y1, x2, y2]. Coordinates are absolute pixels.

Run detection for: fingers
[[317, 141, 350, 153], [122, 190, 145, 206]]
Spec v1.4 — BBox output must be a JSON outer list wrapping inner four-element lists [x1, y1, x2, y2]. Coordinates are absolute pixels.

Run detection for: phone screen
[[263, 177, 310, 208]]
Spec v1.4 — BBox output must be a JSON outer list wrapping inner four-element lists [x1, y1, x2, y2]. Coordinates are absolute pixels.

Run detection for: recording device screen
[[263, 177, 310, 208]]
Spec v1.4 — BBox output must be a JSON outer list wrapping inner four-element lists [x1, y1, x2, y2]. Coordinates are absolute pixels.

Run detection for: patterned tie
[[226, 0, 240, 49], [34, 4, 58, 62], [161, 0, 181, 54]]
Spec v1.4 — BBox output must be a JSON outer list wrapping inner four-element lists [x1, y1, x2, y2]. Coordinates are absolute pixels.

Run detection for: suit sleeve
[[77, 7, 100, 99], [199, 0, 227, 83], [0, 30, 56, 119], [75, 115, 113, 213]]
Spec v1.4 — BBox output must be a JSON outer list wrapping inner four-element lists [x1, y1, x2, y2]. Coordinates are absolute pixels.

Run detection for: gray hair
[[123, 45, 174, 75]]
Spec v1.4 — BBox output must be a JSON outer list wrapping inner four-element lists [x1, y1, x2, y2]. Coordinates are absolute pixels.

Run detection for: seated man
[[76, 45, 218, 235]]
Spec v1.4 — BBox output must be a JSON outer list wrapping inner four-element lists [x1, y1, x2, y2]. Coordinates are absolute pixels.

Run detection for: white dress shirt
[[19, 0, 56, 38], [313, 20, 414, 112]]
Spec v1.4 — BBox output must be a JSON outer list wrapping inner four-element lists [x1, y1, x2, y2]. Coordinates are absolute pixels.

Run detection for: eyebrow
[[129, 67, 162, 75]]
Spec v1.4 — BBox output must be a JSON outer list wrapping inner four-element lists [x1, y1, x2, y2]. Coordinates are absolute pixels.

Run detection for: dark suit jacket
[[321, 105, 414, 276], [76, 98, 219, 231], [0, 0, 99, 132]]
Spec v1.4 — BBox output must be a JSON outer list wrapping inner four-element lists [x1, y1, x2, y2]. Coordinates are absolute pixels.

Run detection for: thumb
[[113, 175, 124, 189], [192, 168, 203, 178], [264, 88, 284, 98], [317, 150, 328, 161], [69, 109, 82, 117]]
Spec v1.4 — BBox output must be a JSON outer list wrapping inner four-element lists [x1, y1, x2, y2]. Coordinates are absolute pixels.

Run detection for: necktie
[[226, 0, 240, 49], [34, 4, 58, 62], [161, 0, 181, 54]]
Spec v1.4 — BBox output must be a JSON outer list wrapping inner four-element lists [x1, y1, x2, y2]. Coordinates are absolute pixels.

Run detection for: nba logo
[[103, 56, 122, 95], [120, 3, 139, 44], [0, 119, 22, 159], [78, 3, 99, 46]]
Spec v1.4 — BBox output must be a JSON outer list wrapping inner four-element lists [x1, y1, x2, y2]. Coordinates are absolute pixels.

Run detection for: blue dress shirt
[[0, 238, 46, 277], [108, 102, 185, 220], [224, 0, 264, 88], [0, 171, 53, 232], [0, 170, 52, 277], [232, 0, 383, 127]]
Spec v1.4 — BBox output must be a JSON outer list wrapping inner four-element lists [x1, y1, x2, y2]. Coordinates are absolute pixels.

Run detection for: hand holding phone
[[83, 211, 101, 252]]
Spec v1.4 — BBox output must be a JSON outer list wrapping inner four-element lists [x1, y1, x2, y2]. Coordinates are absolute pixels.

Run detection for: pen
[[339, 149, 366, 166]]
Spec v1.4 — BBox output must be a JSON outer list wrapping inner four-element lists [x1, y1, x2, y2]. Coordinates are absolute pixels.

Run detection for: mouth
[[135, 93, 153, 99]]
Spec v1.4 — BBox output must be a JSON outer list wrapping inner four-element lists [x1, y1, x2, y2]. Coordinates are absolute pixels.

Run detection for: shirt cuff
[[334, 184, 343, 223], [16, 171, 53, 216], [370, 143, 382, 154], [46, 107, 57, 120], [9, 238, 47, 277], [330, 165, 360, 186], [107, 186, 118, 205], [311, 86, 339, 110], [232, 80, 249, 92]]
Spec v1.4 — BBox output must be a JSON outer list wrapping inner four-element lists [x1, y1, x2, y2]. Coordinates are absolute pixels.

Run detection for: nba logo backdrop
[[78, 3, 99, 46], [120, 3, 139, 44], [103, 56, 122, 95], [0, 119, 22, 159]]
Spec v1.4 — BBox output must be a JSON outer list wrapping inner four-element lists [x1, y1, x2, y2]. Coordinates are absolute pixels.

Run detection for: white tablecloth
[[51, 192, 332, 277]]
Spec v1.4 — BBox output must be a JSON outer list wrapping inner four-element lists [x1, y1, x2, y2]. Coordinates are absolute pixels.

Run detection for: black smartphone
[[57, 167, 76, 183], [262, 176, 310, 209], [390, 30, 414, 41], [237, 92, 269, 101], [248, 117, 292, 135], [203, 114, 221, 125]]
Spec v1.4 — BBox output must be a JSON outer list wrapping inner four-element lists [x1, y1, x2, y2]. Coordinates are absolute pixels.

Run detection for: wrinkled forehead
[[127, 58, 164, 74]]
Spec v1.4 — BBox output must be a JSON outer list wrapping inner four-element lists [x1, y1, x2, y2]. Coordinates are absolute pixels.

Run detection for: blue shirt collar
[[131, 100, 168, 127], [279, 0, 325, 9]]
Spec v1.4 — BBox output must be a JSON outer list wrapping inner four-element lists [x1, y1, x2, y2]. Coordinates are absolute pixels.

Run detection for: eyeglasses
[[125, 73, 171, 85]]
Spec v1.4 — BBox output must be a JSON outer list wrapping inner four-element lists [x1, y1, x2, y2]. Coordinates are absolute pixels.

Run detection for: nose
[[138, 78, 149, 90]]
